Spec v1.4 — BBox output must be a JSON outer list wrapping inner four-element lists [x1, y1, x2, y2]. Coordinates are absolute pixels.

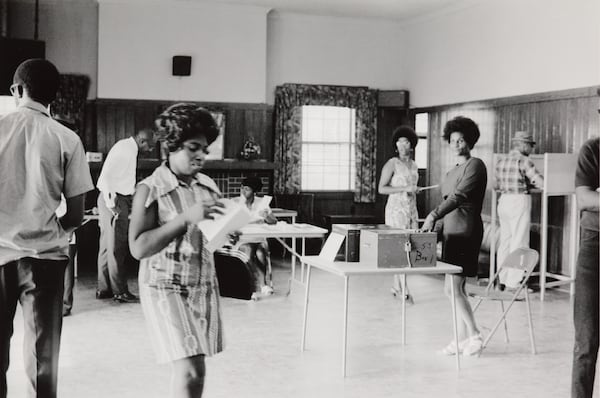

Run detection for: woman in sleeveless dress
[[129, 104, 227, 397], [378, 126, 421, 303]]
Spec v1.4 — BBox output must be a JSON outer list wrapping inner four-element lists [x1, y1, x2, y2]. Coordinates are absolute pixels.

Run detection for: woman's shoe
[[439, 338, 470, 355], [261, 285, 274, 295], [251, 292, 259, 301], [462, 333, 484, 356]]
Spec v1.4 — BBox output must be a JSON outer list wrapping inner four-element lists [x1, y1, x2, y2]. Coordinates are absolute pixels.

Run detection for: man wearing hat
[[494, 131, 544, 287]]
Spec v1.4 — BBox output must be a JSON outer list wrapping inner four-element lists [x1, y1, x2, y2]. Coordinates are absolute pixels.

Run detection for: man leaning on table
[[96, 128, 154, 302]]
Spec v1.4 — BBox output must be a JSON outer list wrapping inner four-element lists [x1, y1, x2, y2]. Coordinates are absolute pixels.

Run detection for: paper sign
[[318, 232, 345, 262]]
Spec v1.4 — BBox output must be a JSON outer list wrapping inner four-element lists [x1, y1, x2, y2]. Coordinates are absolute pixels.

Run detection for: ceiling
[[162, 0, 478, 22]]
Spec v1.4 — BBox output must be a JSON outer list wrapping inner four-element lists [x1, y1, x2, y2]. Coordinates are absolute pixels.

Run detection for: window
[[301, 105, 356, 191], [0, 96, 16, 116], [414, 112, 429, 169]]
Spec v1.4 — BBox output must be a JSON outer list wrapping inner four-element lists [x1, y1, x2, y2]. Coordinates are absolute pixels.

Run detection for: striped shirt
[[494, 149, 544, 194]]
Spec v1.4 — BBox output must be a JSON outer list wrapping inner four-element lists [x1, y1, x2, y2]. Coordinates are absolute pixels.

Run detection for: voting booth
[[490, 153, 579, 301]]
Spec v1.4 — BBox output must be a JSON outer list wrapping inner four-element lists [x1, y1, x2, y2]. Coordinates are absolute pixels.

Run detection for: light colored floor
[[6, 258, 598, 398]]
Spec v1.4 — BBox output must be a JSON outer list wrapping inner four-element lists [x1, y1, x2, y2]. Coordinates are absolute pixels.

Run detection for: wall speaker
[[172, 55, 192, 76], [378, 90, 410, 108]]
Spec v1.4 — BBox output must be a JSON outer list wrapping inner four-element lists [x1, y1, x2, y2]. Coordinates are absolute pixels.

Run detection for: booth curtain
[[273, 83, 378, 203]]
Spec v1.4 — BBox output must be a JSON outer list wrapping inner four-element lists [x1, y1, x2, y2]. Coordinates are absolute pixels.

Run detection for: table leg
[[342, 275, 349, 377], [300, 238, 306, 283], [400, 274, 406, 345], [449, 275, 460, 371], [290, 237, 297, 292], [301, 265, 312, 351]]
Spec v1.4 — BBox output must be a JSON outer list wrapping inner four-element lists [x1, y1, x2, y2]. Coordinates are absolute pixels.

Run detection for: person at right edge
[[494, 130, 544, 288], [421, 116, 486, 357], [571, 135, 599, 398]]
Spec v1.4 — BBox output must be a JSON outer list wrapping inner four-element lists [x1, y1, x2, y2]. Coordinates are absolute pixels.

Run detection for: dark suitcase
[[214, 248, 256, 300]]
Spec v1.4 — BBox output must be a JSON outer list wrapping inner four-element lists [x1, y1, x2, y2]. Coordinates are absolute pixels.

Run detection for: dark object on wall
[[0, 38, 45, 94], [172, 55, 192, 76], [214, 248, 256, 300], [378, 90, 410, 108]]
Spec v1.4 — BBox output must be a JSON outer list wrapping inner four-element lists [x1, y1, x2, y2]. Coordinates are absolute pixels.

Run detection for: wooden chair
[[468, 247, 540, 354]]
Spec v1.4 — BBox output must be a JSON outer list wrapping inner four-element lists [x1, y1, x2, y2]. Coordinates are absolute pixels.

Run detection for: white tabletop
[[300, 255, 462, 277], [271, 208, 298, 218], [239, 223, 327, 239]]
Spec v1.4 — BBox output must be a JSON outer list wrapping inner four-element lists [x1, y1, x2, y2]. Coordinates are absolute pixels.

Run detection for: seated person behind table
[[232, 177, 277, 298]]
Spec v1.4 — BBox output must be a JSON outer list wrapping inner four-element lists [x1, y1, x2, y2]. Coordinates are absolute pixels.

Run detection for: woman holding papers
[[421, 116, 486, 357], [378, 126, 422, 304], [233, 176, 277, 299], [129, 104, 226, 398]]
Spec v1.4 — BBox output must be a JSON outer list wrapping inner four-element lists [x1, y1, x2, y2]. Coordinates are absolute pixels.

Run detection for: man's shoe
[[62, 308, 72, 317], [113, 292, 139, 303], [96, 290, 113, 299]]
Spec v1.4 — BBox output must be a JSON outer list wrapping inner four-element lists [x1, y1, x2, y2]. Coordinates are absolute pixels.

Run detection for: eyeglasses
[[9, 84, 19, 96], [182, 142, 210, 155]]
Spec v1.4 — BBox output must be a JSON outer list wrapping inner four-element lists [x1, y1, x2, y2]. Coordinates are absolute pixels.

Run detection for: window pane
[[415, 137, 428, 169], [415, 113, 428, 136], [301, 106, 356, 191], [0, 96, 16, 115]]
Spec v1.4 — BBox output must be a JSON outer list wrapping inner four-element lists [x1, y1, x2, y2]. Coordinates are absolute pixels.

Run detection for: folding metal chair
[[469, 247, 539, 354]]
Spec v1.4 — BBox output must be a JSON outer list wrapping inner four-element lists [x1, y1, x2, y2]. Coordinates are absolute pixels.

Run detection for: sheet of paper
[[318, 232, 345, 262], [197, 203, 252, 252], [254, 195, 272, 211]]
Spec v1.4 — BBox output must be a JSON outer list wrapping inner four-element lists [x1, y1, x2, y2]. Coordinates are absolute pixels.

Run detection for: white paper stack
[[197, 202, 252, 252]]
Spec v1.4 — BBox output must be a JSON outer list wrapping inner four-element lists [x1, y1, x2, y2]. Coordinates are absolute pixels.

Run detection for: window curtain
[[52, 74, 90, 135], [273, 83, 378, 203]]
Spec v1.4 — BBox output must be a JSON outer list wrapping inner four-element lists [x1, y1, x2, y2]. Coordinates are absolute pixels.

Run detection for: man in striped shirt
[[494, 131, 544, 287]]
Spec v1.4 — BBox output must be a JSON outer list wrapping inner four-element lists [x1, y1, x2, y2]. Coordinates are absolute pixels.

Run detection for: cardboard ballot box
[[332, 224, 391, 262], [359, 229, 437, 268]]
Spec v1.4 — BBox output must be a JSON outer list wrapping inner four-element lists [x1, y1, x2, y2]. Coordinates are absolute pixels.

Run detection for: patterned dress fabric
[[384, 158, 419, 229], [137, 164, 224, 363]]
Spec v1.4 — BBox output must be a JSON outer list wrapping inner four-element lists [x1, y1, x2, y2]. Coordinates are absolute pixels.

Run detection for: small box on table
[[331, 224, 391, 262], [359, 229, 437, 268]]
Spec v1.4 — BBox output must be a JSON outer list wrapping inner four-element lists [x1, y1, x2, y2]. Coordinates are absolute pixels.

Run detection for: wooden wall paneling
[[83, 101, 96, 151], [115, 105, 126, 143], [415, 85, 599, 277], [96, 103, 106, 154], [225, 109, 245, 159]]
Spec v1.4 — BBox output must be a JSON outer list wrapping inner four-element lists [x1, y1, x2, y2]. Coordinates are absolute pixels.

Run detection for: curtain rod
[[283, 83, 370, 90]]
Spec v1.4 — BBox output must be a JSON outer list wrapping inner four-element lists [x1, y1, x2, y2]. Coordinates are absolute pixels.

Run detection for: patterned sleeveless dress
[[137, 164, 224, 363], [384, 158, 419, 229]]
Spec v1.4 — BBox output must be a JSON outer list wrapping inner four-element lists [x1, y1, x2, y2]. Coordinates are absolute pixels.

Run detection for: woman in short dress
[[421, 116, 486, 357], [129, 104, 226, 397], [378, 126, 421, 303]]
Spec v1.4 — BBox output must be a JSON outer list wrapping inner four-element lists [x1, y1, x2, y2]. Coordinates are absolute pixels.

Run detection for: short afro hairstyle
[[391, 125, 418, 149], [155, 103, 219, 152], [442, 116, 480, 149], [241, 176, 263, 193], [13, 59, 60, 105]]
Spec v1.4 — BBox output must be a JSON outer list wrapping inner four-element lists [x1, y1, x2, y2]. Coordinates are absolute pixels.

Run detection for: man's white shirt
[[96, 137, 138, 208]]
